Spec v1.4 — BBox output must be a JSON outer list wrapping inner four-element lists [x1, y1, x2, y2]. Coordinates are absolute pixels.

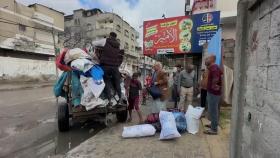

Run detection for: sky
[[17, 0, 188, 44]]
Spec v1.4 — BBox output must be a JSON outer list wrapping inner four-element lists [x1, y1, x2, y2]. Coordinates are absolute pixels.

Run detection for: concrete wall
[[0, 55, 56, 81], [230, 0, 280, 157], [222, 39, 235, 69]]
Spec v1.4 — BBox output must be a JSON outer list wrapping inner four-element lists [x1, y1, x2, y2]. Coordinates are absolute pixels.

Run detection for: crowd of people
[[92, 31, 222, 135]]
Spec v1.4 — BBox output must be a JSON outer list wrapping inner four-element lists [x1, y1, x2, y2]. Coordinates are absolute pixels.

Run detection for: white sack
[[159, 111, 181, 140], [185, 105, 205, 135], [80, 76, 105, 111], [122, 124, 156, 138]]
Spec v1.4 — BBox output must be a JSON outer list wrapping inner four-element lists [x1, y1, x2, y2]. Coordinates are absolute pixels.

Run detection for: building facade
[[0, 0, 64, 81], [231, 0, 280, 157], [64, 9, 140, 72]]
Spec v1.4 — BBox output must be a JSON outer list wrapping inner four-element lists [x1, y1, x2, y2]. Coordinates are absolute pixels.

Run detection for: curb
[[0, 83, 54, 92]]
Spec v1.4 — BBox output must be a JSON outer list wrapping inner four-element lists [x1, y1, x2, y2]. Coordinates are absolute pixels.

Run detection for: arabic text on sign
[[145, 25, 158, 37], [197, 25, 218, 31], [160, 20, 178, 28]]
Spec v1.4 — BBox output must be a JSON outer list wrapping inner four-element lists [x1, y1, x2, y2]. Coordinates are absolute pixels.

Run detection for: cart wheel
[[116, 109, 128, 122], [58, 103, 70, 132]]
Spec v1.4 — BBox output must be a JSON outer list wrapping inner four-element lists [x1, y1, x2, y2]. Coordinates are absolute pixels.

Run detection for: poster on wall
[[143, 11, 220, 55]]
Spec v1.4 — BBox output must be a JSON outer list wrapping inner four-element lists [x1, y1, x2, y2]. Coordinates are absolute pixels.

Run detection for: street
[[0, 87, 104, 158]]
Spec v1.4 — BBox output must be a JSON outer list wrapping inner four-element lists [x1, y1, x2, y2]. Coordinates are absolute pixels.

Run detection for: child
[[127, 73, 143, 123]]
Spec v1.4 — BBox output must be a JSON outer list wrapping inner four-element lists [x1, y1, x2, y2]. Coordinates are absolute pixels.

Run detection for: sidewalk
[[64, 102, 230, 158], [0, 81, 54, 91]]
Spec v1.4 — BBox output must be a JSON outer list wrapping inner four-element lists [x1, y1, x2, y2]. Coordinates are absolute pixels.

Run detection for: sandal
[[204, 129, 218, 135]]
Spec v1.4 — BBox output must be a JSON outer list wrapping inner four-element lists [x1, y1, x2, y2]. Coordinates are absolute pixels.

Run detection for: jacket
[[155, 70, 168, 101], [92, 38, 124, 67]]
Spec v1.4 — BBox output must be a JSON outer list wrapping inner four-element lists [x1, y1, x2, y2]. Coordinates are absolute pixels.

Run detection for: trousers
[[207, 92, 221, 132], [101, 66, 122, 101]]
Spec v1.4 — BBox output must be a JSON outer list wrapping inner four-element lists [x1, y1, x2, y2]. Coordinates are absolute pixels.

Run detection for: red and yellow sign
[[143, 16, 193, 55]]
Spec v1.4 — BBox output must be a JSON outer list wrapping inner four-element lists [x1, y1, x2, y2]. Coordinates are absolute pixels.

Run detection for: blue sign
[[191, 11, 220, 53]]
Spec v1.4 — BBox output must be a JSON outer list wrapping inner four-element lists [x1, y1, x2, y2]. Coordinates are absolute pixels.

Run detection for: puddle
[[6, 121, 106, 157]]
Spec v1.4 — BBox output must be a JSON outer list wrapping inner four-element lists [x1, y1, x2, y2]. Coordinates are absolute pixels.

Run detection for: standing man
[[172, 64, 182, 108], [151, 62, 168, 113], [204, 55, 223, 135], [92, 32, 124, 105], [177, 64, 196, 112]]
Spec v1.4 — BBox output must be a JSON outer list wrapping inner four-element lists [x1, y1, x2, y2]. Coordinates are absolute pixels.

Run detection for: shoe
[[204, 124, 211, 128], [204, 129, 218, 135]]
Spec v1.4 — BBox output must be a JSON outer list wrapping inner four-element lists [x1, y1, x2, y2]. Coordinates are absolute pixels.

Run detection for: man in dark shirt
[[204, 54, 222, 135], [92, 32, 124, 105]]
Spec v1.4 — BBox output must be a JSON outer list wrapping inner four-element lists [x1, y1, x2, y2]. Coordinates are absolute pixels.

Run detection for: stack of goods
[[53, 48, 122, 111]]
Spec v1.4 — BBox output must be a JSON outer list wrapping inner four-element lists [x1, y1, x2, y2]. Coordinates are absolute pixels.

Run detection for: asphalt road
[[0, 86, 104, 158]]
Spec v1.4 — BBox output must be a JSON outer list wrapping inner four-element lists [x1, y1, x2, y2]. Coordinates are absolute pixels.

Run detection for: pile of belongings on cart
[[122, 105, 205, 140], [53, 48, 126, 111]]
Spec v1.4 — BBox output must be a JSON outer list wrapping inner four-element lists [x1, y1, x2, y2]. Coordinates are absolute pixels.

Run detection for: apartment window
[[131, 45, 134, 51], [19, 24, 26, 32], [131, 34, 134, 40], [124, 30, 129, 37], [116, 25, 121, 32], [87, 23, 92, 31], [124, 42, 129, 50], [74, 19, 80, 25]]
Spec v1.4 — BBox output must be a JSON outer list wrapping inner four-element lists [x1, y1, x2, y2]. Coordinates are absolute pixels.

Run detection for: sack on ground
[[159, 111, 181, 140], [185, 105, 205, 134], [172, 112, 187, 133], [122, 124, 156, 138]]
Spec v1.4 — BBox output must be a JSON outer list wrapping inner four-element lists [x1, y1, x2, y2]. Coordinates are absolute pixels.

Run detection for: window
[[131, 45, 134, 51], [124, 42, 129, 50], [74, 19, 80, 25], [87, 23, 92, 31], [131, 34, 134, 40], [124, 30, 129, 37], [19, 24, 26, 32], [116, 25, 121, 32]]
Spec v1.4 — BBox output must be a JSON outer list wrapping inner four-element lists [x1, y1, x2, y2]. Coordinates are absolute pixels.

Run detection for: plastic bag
[[172, 112, 187, 133], [185, 105, 205, 134], [89, 65, 104, 82], [188, 105, 205, 119], [122, 124, 156, 138], [159, 111, 181, 140]]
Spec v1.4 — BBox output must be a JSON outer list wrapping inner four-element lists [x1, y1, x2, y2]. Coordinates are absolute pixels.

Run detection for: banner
[[143, 11, 220, 55], [143, 16, 193, 55], [191, 11, 220, 53]]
